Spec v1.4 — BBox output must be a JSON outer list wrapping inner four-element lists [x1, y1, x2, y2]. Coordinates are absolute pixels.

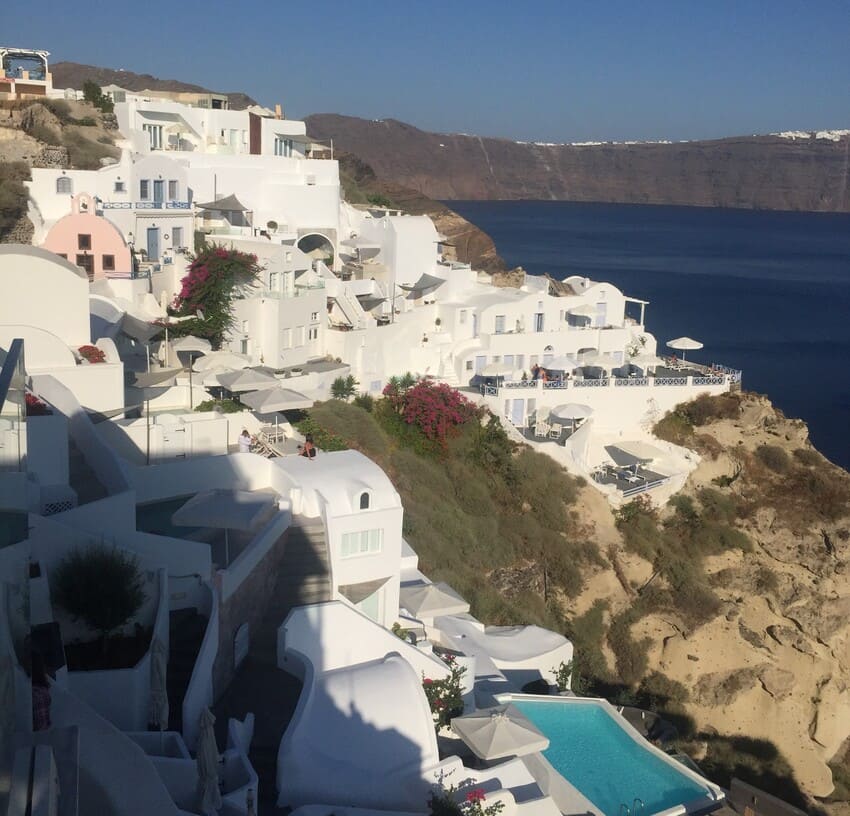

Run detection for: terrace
[[590, 463, 670, 497]]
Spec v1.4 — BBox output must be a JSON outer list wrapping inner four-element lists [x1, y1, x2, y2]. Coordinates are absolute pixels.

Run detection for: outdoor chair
[[549, 423, 563, 439], [534, 421, 550, 437]]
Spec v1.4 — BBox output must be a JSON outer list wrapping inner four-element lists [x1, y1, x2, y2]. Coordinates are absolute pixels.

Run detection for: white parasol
[[196, 707, 222, 814]]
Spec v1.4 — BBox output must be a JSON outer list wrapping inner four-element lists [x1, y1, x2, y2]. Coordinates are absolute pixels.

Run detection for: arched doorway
[[297, 232, 335, 268]]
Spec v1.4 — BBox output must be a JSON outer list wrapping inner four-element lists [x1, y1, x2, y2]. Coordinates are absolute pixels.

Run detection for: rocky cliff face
[[566, 393, 850, 811], [306, 114, 850, 212]]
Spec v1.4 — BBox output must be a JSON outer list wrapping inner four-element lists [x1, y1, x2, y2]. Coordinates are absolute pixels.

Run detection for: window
[[274, 135, 294, 157], [142, 123, 163, 150], [459, 310, 467, 324], [282, 328, 292, 349], [171, 227, 183, 249], [340, 529, 383, 558], [76, 254, 94, 281], [114, 180, 125, 193], [310, 312, 319, 322], [240, 339, 249, 354], [268, 271, 279, 291], [77, 234, 91, 250], [139, 179, 150, 200], [494, 315, 506, 334], [465, 360, 473, 371], [56, 177, 72, 194], [308, 327, 318, 341], [102, 254, 115, 271], [359, 492, 370, 510], [168, 180, 178, 200]]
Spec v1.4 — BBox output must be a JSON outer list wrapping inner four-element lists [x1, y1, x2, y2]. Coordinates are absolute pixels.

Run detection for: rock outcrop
[[566, 393, 850, 808], [306, 114, 850, 212]]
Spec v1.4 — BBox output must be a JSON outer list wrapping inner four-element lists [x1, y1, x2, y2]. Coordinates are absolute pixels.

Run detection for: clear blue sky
[[6, 0, 849, 142]]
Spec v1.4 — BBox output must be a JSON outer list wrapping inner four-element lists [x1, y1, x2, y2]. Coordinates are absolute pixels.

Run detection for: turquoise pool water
[[512, 700, 711, 816]]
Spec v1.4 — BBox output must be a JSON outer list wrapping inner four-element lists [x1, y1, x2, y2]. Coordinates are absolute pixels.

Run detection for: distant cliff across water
[[305, 114, 850, 212]]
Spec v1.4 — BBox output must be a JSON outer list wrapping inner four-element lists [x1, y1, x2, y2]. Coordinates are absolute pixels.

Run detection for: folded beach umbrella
[[149, 637, 169, 734], [399, 581, 470, 619], [451, 704, 549, 760], [196, 708, 222, 815]]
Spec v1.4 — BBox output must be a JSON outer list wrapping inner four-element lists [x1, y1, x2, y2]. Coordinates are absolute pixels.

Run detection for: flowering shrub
[[422, 654, 465, 732], [428, 771, 505, 816], [25, 392, 52, 416], [383, 379, 480, 451], [78, 344, 106, 364], [168, 245, 261, 348]]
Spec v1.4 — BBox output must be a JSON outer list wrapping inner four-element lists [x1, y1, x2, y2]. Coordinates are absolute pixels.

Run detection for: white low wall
[[65, 569, 169, 731], [182, 581, 219, 751], [219, 506, 291, 601], [279, 601, 450, 681]]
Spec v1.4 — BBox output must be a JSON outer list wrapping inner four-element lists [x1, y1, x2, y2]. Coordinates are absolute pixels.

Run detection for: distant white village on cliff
[[0, 47, 743, 816]]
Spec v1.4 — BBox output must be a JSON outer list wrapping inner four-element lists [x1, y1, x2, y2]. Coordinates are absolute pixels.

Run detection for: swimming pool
[[505, 696, 723, 816], [136, 497, 201, 539]]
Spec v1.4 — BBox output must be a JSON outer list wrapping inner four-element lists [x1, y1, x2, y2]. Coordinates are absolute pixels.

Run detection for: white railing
[[614, 377, 650, 387], [693, 376, 726, 386], [542, 381, 569, 389], [573, 378, 610, 388], [654, 377, 689, 386]]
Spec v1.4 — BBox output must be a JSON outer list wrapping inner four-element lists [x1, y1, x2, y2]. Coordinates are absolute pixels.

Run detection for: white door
[[511, 399, 524, 426]]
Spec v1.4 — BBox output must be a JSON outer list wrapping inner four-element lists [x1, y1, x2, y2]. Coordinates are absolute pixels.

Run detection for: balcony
[[101, 201, 191, 211]]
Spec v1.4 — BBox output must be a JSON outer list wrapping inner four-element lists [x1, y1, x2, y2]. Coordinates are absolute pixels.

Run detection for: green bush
[[697, 487, 739, 524], [755, 444, 791, 473], [0, 161, 31, 241], [607, 606, 651, 686], [51, 545, 145, 654], [352, 393, 374, 412], [652, 412, 693, 446], [195, 398, 243, 413], [40, 99, 72, 122], [62, 130, 119, 170], [682, 393, 741, 426], [330, 374, 359, 400], [792, 447, 820, 467]]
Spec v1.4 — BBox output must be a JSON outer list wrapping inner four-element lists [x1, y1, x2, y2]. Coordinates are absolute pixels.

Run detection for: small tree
[[52, 545, 146, 656], [331, 374, 359, 400], [82, 80, 114, 113]]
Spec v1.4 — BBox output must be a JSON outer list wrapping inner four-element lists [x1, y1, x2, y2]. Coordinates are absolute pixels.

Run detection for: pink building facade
[[41, 193, 132, 281]]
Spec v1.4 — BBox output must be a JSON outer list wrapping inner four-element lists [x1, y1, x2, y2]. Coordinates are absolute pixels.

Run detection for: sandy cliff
[[566, 393, 850, 809]]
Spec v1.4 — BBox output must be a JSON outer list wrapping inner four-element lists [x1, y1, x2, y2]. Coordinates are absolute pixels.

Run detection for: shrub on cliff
[[0, 161, 31, 241], [755, 444, 791, 473]]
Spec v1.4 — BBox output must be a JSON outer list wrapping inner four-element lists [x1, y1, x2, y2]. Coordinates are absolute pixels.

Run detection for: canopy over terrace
[[399, 581, 469, 620], [193, 351, 251, 372], [605, 441, 666, 468], [667, 337, 703, 362], [549, 403, 592, 424], [240, 386, 313, 413], [217, 368, 278, 392], [543, 355, 579, 372], [399, 273, 445, 294]]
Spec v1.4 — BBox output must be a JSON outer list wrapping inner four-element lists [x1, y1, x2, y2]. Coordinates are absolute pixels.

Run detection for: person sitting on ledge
[[298, 433, 317, 460]]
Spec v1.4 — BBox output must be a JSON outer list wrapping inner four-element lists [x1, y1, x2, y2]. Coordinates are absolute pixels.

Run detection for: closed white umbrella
[[451, 704, 549, 760], [481, 362, 513, 377], [241, 386, 313, 413], [193, 351, 252, 373], [149, 638, 169, 740], [217, 368, 278, 393], [543, 355, 579, 372], [667, 337, 703, 362], [196, 707, 222, 814], [399, 581, 469, 619]]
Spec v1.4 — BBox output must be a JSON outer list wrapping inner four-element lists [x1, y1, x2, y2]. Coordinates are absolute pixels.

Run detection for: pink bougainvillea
[[383, 379, 480, 449]]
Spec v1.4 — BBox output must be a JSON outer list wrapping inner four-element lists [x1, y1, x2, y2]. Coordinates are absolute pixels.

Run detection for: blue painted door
[[146, 227, 160, 260]]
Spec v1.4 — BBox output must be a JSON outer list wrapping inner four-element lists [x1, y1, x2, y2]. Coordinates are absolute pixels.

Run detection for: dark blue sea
[[449, 201, 850, 470]]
